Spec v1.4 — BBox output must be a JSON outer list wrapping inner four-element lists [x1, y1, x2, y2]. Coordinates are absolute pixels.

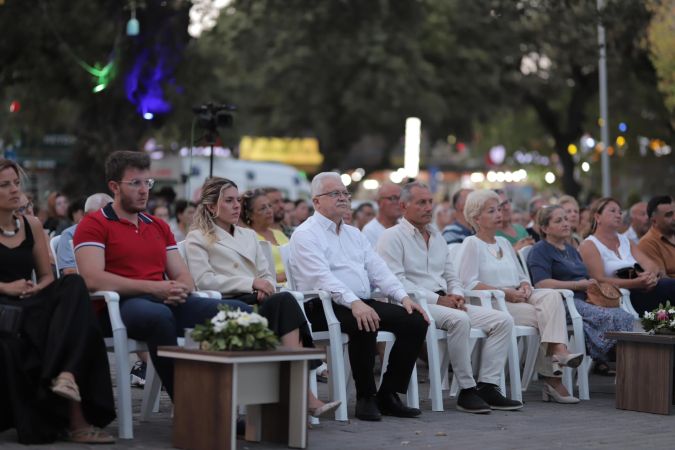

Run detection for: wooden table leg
[[287, 360, 309, 449], [616, 341, 674, 415], [173, 360, 238, 450]]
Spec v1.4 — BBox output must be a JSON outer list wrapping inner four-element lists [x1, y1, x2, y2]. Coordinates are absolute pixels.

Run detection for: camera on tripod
[[192, 103, 236, 142]]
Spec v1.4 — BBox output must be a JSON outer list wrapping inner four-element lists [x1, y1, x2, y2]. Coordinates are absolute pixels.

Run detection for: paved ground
[[2, 361, 673, 450]]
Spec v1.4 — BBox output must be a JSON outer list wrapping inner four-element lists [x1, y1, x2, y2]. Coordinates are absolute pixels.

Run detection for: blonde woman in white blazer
[[185, 177, 340, 417]]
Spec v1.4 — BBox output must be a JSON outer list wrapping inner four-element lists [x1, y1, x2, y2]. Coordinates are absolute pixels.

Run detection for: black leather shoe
[[355, 397, 382, 421], [376, 392, 421, 418], [476, 382, 523, 411], [456, 387, 491, 414]]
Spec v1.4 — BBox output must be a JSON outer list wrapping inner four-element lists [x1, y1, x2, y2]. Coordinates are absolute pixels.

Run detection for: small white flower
[[670, 319, 675, 328], [213, 321, 226, 333], [644, 311, 655, 320], [236, 316, 251, 327], [668, 309, 675, 315]]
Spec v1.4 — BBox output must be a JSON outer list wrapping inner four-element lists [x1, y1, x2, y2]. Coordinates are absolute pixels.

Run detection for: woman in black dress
[[0, 159, 115, 444]]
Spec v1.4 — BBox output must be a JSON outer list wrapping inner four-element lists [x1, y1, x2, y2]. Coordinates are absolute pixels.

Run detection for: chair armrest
[[619, 288, 639, 318], [483, 289, 508, 311], [463, 289, 494, 309], [92, 290, 125, 332], [192, 290, 222, 299], [556, 289, 582, 321], [408, 291, 433, 318]]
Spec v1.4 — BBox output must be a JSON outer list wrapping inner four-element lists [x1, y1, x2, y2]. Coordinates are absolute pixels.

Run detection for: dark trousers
[[306, 298, 428, 398], [630, 277, 675, 313], [119, 295, 251, 399]]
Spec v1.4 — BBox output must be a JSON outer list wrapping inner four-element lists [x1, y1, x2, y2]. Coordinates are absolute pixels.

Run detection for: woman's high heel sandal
[[542, 383, 580, 404], [551, 353, 584, 375]]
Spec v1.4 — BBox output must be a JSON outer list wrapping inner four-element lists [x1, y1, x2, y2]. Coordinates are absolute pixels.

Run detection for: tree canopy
[[1, 0, 672, 199]]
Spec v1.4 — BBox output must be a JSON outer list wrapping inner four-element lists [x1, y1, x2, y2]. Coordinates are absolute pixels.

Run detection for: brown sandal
[[51, 376, 81, 402], [67, 426, 115, 444]]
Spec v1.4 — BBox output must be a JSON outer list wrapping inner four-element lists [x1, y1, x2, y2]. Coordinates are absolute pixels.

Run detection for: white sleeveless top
[[585, 234, 637, 277]]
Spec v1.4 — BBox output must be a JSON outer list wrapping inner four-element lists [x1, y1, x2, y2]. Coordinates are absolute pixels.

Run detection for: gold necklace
[[486, 242, 503, 259]]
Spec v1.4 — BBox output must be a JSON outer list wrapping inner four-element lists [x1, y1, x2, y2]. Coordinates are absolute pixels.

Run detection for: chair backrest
[[279, 244, 296, 290], [50, 235, 62, 278], [177, 240, 187, 261], [447, 242, 462, 267], [257, 240, 277, 282], [518, 245, 533, 281]]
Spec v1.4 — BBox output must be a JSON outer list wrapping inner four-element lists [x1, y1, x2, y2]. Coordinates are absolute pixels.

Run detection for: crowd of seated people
[[3, 151, 674, 443]]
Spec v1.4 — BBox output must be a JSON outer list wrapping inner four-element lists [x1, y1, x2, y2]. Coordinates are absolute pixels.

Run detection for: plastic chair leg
[[141, 358, 162, 421], [507, 334, 524, 402], [113, 333, 133, 439], [426, 336, 444, 411]]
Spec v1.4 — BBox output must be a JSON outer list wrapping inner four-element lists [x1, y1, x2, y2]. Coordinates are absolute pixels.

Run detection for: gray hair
[[400, 181, 430, 204], [84, 193, 113, 213], [464, 189, 500, 231], [311, 172, 342, 197]]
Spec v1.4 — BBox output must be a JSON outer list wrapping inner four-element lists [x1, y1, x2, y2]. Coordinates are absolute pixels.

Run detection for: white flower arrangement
[[192, 305, 277, 351]]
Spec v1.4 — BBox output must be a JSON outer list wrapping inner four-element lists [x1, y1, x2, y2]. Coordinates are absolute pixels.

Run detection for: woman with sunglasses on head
[[0, 159, 115, 444], [240, 189, 290, 284], [579, 197, 675, 313], [527, 205, 633, 376], [185, 178, 340, 418], [456, 190, 583, 403]]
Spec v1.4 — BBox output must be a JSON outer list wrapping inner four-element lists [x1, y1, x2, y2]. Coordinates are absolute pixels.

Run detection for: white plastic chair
[[257, 240, 322, 424], [280, 244, 350, 421], [66, 237, 220, 438], [51, 235, 161, 439], [518, 245, 590, 400], [281, 244, 420, 416]]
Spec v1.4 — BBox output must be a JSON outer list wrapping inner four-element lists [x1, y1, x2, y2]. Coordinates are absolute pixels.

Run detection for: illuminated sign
[[239, 136, 323, 170]]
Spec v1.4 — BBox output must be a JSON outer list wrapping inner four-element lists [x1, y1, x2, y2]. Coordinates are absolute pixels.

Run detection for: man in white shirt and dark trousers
[[290, 173, 430, 421], [377, 182, 523, 413]]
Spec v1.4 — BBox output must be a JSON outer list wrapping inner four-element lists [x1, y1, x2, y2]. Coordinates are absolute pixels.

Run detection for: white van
[[150, 153, 311, 201]]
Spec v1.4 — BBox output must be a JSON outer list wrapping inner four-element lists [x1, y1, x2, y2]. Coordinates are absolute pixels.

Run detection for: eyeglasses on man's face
[[118, 178, 155, 189], [380, 195, 400, 202], [315, 190, 351, 200]]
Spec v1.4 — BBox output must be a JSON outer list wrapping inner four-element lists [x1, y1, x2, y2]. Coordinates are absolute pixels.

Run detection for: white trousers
[[428, 303, 513, 389], [504, 288, 568, 378]]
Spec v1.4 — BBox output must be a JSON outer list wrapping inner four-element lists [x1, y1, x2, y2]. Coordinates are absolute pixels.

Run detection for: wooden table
[[158, 346, 325, 450], [606, 332, 675, 415]]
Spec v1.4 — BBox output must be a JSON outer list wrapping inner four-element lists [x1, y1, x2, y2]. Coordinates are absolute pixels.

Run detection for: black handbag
[[615, 263, 644, 280], [0, 303, 23, 337]]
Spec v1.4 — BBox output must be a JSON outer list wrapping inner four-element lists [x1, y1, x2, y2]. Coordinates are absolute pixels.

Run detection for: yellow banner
[[239, 136, 323, 170]]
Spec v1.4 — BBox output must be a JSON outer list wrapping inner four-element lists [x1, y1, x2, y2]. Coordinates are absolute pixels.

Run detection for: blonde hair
[[464, 189, 500, 231], [558, 195, 579, 209], [192, 177, 238, 242]]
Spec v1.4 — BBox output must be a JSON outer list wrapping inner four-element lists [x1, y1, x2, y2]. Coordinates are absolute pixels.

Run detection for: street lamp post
[[597, 0, 611, 197]]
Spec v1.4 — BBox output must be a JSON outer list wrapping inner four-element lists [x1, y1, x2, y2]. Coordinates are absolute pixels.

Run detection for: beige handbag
[[586, 282, 621, 308]]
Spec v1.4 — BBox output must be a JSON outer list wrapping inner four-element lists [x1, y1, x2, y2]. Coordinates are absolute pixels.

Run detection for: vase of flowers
[[191, 306, 278, 351], [641, 301, 675, 335]]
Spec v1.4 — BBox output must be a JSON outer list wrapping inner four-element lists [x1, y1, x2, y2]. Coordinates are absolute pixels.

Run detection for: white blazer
[[185, 225, 274, 294]]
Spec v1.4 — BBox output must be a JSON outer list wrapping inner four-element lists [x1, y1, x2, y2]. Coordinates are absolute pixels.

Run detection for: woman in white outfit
[[456, 190, 583, 404], [579, 197, 673, 313]]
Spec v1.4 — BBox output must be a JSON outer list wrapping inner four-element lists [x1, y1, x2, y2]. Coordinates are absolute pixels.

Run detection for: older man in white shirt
[[377, 182, 522, 413], [289, 173, 429, 422]]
